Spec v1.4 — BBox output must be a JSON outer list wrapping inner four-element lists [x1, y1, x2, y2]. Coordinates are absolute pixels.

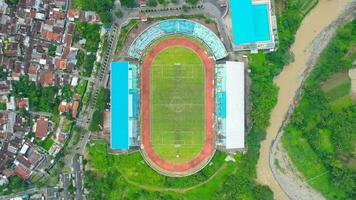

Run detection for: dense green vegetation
[[89, 88, 109, 131], [85, 0, 319, 199], [48, 44, 57, 57], [115, 19, 140, 55], [282, 20, 356, 199], [95, 88, 109, 111], [148, 0, 158, 7], [71, 126, 82, 146], [83, 55, 96, 77], [120, 0, 137, 8], [185, 0, 199, 5], [114, 9, 122, 18], [12, 75, 59, 114], [40, 137, 55, 151], [75, 51, 96, 78], [0, 176, 28, 195], [73, 22, 101, 77], [5, 0, 18, 7], [75, 22, 101, 53], [0, 66, 9, 80], [73, 0, 114, 25], [75, 79, 88, 97], [85, 140, 246, 199], [0, 102, 6, 110], [60, 84, 74, 102], [75, 50, 85, 68]]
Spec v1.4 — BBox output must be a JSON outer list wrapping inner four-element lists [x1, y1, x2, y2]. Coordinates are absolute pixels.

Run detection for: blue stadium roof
[[230, 0, 271, 45], [111, 62, 129, 149]]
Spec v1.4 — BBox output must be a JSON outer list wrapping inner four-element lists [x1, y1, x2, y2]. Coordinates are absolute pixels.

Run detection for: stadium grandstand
[[128, 19, 228, 61], [215, 61, 245, 150], [229, 0, 277, 52], [110, 61, 139, 150], [111, 18, 246, 161]]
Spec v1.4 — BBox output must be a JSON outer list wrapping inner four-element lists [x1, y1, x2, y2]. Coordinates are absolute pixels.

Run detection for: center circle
[[169, 96, 185, 113]]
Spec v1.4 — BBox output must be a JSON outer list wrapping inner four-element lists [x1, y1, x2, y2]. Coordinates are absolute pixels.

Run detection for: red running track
[[141, 38, 215, 173]]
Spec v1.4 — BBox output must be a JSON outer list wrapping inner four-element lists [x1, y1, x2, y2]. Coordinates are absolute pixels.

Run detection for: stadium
[[110, 19, 246, 177]]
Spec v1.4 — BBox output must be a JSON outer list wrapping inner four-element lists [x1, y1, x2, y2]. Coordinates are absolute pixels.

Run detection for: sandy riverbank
[[256, 0, 351, 199]]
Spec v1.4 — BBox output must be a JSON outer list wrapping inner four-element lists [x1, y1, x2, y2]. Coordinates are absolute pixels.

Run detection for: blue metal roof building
[[110, 61, 139, 150]]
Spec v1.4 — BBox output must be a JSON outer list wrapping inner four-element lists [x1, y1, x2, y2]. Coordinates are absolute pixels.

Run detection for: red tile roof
[[58, 102, 71, 113], [54, 57, 67, 69], [50, 8, 65, 20], [58, 132, 66, 142], [35, 116, 48, 139], [14, 165, 31, 180], [12, 71, 21, 78], [16, 98, 28, 109], [73, 93, 80, 101], [2, 169, 14, 178], [63, 34, 72, 47], [27, 65, 38, 74], [72, 101, 79, 118], [42, 30, 61, 42], [67, 9, 78, 19], [39, 71, 53, 86]]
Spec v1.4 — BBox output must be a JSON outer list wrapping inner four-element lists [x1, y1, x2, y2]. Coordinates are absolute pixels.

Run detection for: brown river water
[[256, 0, 350, 199]]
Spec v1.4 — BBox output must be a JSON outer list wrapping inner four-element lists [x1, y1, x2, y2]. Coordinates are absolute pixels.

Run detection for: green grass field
[[321, 72, 352, 111], [150, 46, 205, 163]]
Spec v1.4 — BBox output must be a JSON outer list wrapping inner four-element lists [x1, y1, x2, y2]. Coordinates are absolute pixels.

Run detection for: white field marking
[[150, 130, 204, 146], [151, 64, 202, 79]]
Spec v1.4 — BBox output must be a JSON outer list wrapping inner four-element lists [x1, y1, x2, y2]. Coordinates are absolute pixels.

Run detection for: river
[[255, 0, 351, 199]]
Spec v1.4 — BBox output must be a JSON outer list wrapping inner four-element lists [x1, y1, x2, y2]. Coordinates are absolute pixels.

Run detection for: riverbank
[[256, 0, 353, 199]]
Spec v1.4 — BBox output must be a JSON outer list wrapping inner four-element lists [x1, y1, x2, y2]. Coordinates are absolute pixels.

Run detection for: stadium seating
[[214, 64, 227, 146], [128, 19, 228, 60]]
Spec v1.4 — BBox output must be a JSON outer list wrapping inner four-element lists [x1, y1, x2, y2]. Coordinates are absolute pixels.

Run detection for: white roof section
[[20, 144, 29, 154], [225, 61, 245, 149]]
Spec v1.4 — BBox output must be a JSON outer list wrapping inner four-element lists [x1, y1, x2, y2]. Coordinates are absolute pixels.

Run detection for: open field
[[84, 140, 245, 199], [150, 46, 205, 164], [321, 72, 353, 111]]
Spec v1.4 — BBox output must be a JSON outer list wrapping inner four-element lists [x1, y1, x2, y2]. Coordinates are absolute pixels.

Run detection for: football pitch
[[150, 46, 205, 164]]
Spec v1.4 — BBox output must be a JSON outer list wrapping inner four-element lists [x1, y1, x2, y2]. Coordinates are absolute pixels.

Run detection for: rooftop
[[230, 0, 271, 45], [35, 116, 48, 139]]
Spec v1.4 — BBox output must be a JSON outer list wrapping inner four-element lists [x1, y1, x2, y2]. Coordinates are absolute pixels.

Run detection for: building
[[34, 116, 49, 139], [229, 0, 277, 52], [110, 62, 139, 150], [215, 61, 245, 151]]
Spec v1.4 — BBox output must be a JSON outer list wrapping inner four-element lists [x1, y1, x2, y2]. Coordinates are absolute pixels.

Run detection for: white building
[[215, 61, 245, 151]]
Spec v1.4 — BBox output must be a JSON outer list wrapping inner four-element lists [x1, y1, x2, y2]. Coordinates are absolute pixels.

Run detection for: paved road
[[73, 155, 84, 200], [61, 174, 71, 200]]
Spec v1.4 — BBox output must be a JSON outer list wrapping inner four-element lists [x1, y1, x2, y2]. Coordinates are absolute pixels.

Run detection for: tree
[[90, 110, 102, 131], [120, 0, 136, 8], [0, 66, 9, 81], [158, 0, 166, 5], [5, 0, 18, 7], [48, 44, 57, 57], [148, 0, 158, 7], [185, 0, 198, 5], [73, 0, 115, 25], [115, 9, 123, 18], [182, 5, 189, 12]]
